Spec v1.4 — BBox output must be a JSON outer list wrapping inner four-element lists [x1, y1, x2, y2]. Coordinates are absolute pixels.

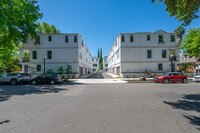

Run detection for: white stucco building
[[103, 56, 108, 72], [20, 33, 93, 77], [92, 57, 99, 72], [107, 30, 179, 77]]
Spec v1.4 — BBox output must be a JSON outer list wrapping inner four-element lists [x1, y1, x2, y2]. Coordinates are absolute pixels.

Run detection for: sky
[[37, 0, 200, 57]]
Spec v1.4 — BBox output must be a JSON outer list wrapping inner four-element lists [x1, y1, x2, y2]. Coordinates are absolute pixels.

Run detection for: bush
[[126, 75, 129, 78], [65, 65, 72, 74], [132, 75, 136, 78], [71, 74, 75, 79], [47, 69, 55, 74], [57, 67, 64, 74]]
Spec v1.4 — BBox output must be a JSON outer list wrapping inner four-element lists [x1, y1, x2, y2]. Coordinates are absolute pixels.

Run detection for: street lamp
[[44, 56, 46, 74], [170, 54, 174, 72]]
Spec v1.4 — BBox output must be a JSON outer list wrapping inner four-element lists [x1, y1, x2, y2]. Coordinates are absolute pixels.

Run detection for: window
[[121, 35, 125, 42], [93, 64, 97, 67], [81, 40, 84, 47], [147, 50, 152, 58], [104, 59, 106, 61], [93, 69, 96, 71], [37, 65, 41, 72], [74, 35, 78, 42], [105, 64, 108, 67], [35, 36, 40, 44], [65, 36, 68, 43], [47, 51, 52, 59], [48, 36, 52, 42], [158, 64, 163, 71], [158, 35, 163, 42], [162, 49, 167, 58], [96, 59, 98, 61], [130, 35, 134, 42], [7, 73, 17, 76], [147, 35, 150, 41], [32, 51, 37, 59], [171, 35, 175, 42], [92, 59, 94, 61], [79, 52, 82, 59]]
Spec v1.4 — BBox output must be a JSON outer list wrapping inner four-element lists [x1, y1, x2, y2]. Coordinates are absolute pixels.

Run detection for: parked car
[[154, 72, 187, 83], [193, 75, 200, 82], [31, 74, 63, 85], [0, 73, 31, 85]]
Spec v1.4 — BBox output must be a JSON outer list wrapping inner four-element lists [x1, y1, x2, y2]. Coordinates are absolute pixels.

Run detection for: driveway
[[87, 73, 113, 79]]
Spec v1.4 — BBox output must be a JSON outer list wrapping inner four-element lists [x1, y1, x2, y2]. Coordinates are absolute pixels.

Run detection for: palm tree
[[174, 26, 185, 44]]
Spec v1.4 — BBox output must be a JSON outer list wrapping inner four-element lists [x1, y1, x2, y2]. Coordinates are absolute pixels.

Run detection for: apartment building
[[20, 33, 93, 77], [92, 57, 99, 72], [103, 56, 108, 72], [107, 30, 179, 77]]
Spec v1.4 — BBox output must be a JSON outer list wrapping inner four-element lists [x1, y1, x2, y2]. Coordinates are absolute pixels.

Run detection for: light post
[[170, 54, 174, 72], [44, 56, 46, 74]]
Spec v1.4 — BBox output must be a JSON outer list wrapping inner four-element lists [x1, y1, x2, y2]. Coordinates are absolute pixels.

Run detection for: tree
[[99, 48, 103, 70], [97, 48, 99, 58], [36, 22, 61, 33], [181, 28, 200, 58], [174, 26, 185, 44], [0, 0, 42, 73], [42, 22, 51, 33], [152, 0, 200, 26], [0, 0, 42, 49]]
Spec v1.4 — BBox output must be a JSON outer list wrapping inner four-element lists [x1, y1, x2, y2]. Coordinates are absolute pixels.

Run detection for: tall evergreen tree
[[97, 48, 99, 58]]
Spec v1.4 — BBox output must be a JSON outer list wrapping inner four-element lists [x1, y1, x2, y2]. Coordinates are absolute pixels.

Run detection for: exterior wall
[[103, 57, 108, 72], [92, 57, 99, 72], [107, 30, 179, 77], [20, 33, 92, 77]]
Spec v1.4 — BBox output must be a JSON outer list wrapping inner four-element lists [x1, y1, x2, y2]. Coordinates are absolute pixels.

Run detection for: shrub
[[126, 75, 129, 78], [65, 65, 72, 74], [132, 75, 136, 78], [57, 67, 64, 74], [71, 74, 75, 79], [47, 69, 55, 74]]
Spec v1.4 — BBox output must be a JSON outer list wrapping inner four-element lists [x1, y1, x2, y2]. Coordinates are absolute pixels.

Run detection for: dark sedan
[[31, 74, 63, 85]]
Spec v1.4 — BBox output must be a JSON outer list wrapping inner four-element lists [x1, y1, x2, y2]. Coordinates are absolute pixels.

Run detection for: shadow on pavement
[[164, 94, 200, 130], [0, 83, 72, 102]]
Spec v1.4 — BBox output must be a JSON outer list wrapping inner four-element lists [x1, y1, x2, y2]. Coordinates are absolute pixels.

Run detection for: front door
[[24, 65, 28, 73]]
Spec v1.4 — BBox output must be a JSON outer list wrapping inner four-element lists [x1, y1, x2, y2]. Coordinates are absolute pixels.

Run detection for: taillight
[[55, 76, 58, 79], [19, 76, 24, 77]]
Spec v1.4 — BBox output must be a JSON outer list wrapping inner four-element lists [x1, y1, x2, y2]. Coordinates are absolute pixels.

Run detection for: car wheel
[[163, 78, 169, 84], [182, 78, 187, 83], [10, 79, 17, 85], [32, 80, 37, 85], [50, 80, 55, 85]]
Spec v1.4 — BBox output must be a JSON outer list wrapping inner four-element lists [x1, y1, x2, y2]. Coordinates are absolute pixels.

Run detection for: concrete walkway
[[70, 78, 127, 84]]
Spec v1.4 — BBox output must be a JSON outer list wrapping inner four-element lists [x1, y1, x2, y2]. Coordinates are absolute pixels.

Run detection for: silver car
[[0, 73, 31, 85], [193, 75, 200, 82]]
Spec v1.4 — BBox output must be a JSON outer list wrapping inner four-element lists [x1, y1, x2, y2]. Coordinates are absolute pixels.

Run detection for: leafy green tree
[[152, 0, 200, 26], [23, 52, 30, 62], [0, 0, 42, 50], [42, 22, 51, 33], [36, 22, 61, 33], [0, 0, 42, 73], [181, 28, 200, 58]]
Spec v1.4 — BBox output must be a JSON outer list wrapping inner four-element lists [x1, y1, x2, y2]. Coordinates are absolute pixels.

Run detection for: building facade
[[92, 57, 99, 72], [103, 56, 108, 72], [20, 33, 93, 77], [107, 30, 179, 77]]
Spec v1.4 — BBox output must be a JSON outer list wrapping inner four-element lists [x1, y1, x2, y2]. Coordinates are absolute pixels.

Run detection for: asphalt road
[[87, 73, 113, 79], [0, 82, 200, 133]]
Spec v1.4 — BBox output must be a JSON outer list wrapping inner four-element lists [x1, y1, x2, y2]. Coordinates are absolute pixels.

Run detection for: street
[[0, 82, 200, 133]]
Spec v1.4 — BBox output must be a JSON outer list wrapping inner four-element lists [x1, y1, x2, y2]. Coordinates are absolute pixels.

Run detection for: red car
[[154, 72, 187, 83]]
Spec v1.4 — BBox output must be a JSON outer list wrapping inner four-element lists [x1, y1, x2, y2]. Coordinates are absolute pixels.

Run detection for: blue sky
[[37, 0, 200, 57]]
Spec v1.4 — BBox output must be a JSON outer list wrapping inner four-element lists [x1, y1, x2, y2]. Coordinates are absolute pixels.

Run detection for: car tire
[[182, 78, 187, 83], [50, 80, 55, 85], [10, 79, 17, 85], [32, 80, 37, 85], [163, 78, 169, 84]]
